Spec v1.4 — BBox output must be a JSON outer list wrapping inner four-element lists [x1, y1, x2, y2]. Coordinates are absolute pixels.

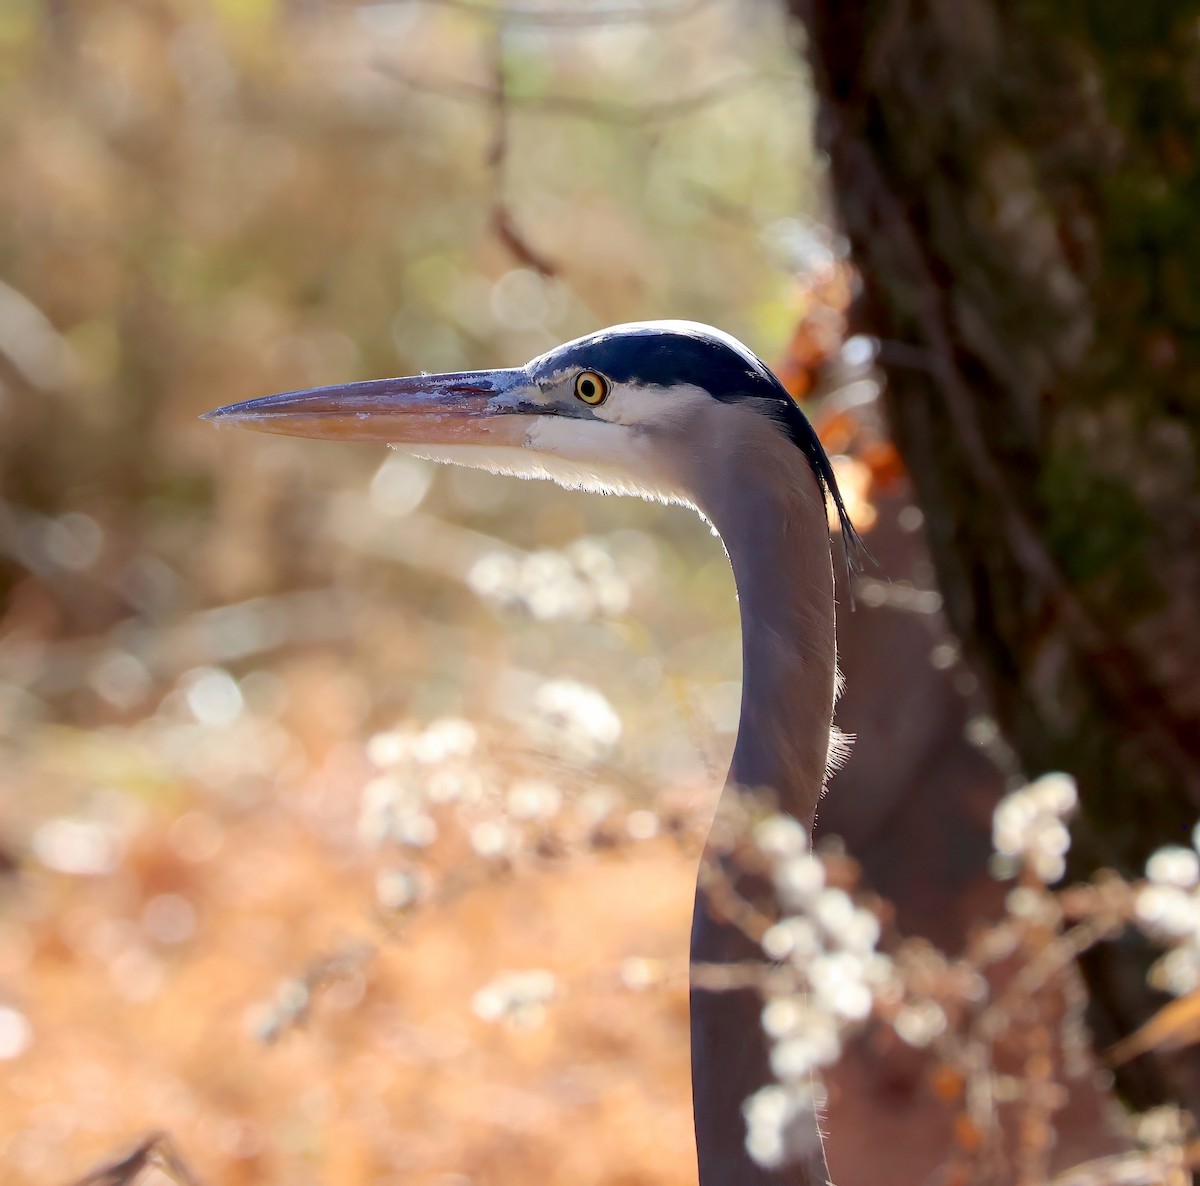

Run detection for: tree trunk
[[789, 0, 1200, 1119]]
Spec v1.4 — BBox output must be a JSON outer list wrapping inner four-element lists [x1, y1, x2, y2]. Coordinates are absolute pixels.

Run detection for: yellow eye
[[574, 370, 609, 406]]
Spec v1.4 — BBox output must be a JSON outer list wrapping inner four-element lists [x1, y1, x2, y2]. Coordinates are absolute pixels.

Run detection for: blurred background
[[2, 2, 1198, 1184]]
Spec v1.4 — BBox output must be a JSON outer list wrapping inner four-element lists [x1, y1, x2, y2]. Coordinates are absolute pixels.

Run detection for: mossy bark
[[789, 0, 1200, 1118]]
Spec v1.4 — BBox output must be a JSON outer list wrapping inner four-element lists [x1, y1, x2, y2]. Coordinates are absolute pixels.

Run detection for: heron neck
[[696, 443, 838, 824], [682, 415, 838, 1186]]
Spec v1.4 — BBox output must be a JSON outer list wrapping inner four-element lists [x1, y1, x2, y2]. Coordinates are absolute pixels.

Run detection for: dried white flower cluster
[[531, 679, 622, 763], [991, 771, 1078, 883], [744, 814, 893, 1169], [467, 538, 631, 623], [362, 717, 545, 869], [471, 969, 558, 1028], [742, 1080, 821, 1171], [360, 680, 624, 912], [1135, 825, 1200, 996], [359, 717, 482, 854]]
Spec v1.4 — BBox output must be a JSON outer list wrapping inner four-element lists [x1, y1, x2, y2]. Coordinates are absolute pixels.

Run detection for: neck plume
[[677, 404, 839, 1186]]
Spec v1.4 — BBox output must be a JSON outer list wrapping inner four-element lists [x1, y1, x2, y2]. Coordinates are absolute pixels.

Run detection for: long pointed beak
[[202, 367, 539, 446]]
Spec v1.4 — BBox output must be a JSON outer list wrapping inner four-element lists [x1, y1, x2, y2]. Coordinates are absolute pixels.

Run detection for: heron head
[[204, 320, 860, 549]]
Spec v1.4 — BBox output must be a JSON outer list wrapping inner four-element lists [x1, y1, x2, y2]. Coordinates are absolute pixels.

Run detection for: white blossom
[[1146, 846, 1200, 889], [753, 815, 809, 859], [1135, 884, 1199, 940], [626, 810, 659, 840], [375, 867, 422, 911], [396, 813, 437, 848], [357, 774, 435, 848], [32, 817, 125, 876], [181, 667, 244, 728], [773, 854, 825, 909], [411, 718, 477, 764], [467, 552, 521, 602], [619, 957, 664, 991], [762, 995, 807, 1040], [809, 952, 873, 1021], [506, 779, 563, 821], [470, 820, 513, 858], [468, 538, 631, 623], [366, 728, 413, 769], [0, 1005, 33, 1060], [762, 918, 820, 963], [840, 908, 882, 953], [743, 1083, 821, 1170], [533, 679, 621, 761], [472, 969, 557, 1027], [1149, 947, 1200, 996], [812, 888, 856, 937], [991, 772, 1078, 883], [769, 1020, 841, 1081], [427, 767, 483, 805], [894, 1001, 947, 1048]]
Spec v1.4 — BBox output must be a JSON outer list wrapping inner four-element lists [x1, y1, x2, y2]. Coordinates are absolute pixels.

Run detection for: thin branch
[[492, 205, 558, 275], [374, 0, 712, 28], [979, 918, 1111, 1045], [69, 1132, 200, 1186], [485, 25, 508, 173], [482, 26, 558, 274], [374, 59, 782, 125]]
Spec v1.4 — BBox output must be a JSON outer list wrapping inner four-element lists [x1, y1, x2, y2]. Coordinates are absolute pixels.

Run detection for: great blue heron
[[206, 321, 862, 1186]]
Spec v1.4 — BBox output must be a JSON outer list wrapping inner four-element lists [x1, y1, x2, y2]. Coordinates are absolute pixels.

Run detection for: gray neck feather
[[681, 403, 838, 824], [717, 491, 836, 821], [662, 401, 837, 1186]]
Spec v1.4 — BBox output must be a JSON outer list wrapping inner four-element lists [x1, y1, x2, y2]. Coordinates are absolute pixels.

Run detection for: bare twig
[[374, 60, 781, 125], [0, 587, 361, 701], [485, 26, 508, 173], [390, 0, 711, 27], [492, 206, 558, 276], [375, 42, 795, 274], [483, 26, 558, 274], [68, 1132, 200, 1186], [980, 919, 1113, 1045], [251, 942, 377, 1044]]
